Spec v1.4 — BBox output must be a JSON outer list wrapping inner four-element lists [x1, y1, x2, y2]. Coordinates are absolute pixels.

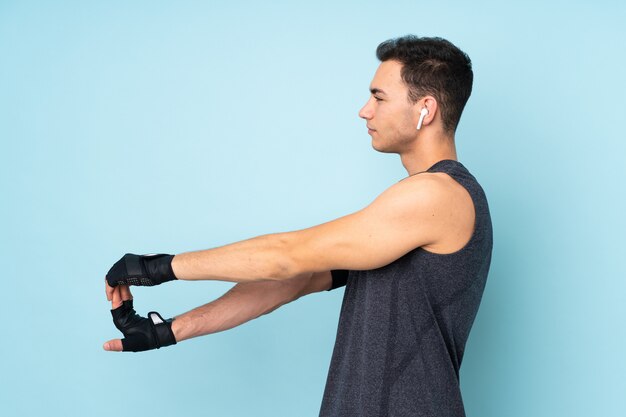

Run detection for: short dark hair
[[376, 35, 473, 133]]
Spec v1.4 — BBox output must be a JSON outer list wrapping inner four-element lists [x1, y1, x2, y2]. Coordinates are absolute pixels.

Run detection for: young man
[[104, 35, 493, 417]]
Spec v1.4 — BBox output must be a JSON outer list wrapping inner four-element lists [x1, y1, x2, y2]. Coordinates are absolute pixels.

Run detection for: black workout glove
[[106, 253, 177, 287], [111, 299, 177, 352]]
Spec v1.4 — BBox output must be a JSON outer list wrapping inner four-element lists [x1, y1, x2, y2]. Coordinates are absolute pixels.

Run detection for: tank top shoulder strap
[[425, 159, 485, 204], [424, 159, 476, 185], [400, 159, 484, 211]]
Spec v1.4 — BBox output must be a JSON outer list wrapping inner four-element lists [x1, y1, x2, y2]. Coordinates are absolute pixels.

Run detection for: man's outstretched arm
[[105, 173, 450, 300], [104, 271, 334, 351]]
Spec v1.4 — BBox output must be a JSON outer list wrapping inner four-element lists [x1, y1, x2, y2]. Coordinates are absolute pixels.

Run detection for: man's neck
[[400, 133, 458, 176]]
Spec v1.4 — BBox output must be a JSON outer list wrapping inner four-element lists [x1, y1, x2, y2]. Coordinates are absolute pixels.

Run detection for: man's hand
[[103, 284, 177, 352], [105, 253, 177, 300]]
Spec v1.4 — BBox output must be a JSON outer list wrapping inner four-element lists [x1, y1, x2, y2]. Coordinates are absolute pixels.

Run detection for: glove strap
[[149, 311, 177, 348]]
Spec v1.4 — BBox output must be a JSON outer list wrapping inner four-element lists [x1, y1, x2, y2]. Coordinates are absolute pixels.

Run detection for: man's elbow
[[271, 232, 310, 280], [274, 257, 298, 280]]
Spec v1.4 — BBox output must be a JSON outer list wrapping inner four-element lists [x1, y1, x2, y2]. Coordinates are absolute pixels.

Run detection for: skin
[[104, 59, 475, 352]]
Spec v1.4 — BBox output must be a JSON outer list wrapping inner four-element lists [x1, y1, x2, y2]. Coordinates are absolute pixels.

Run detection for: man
[[104, 35, 493, 417]]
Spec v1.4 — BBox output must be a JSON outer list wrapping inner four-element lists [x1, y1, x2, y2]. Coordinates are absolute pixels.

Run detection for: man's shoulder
[[382, 171, 475, 252], [366, 173, 462, 238]]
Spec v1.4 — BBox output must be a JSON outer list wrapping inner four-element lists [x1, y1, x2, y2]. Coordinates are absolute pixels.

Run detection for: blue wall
[[1, 1, 624, 416]]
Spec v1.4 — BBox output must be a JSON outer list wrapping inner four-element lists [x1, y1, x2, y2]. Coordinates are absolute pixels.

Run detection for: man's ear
[[415, 96, 438, 129]]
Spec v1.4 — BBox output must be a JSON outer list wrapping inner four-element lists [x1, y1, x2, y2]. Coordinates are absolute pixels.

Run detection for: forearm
[[171, 272, 312, 342], [172, 233, 295, 283]]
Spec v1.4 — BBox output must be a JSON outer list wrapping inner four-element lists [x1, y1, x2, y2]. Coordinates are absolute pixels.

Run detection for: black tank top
[[320, 159, 493, 417]]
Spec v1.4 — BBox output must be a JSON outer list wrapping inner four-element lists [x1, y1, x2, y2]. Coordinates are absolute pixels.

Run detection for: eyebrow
[[370, 88, 387, 96]]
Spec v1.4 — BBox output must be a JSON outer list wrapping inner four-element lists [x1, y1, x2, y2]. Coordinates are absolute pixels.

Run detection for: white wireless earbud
[[416, 108, 429, 130]]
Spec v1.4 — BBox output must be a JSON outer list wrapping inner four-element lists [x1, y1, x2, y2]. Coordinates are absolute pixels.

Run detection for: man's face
[[359, 60, 419, 153]]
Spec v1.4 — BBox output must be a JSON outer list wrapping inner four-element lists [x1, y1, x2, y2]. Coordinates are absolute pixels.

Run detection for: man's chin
[[371, 139, 394, 154]]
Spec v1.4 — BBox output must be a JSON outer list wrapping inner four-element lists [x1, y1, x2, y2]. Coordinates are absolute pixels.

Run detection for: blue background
[[1, 1, 625, 416]]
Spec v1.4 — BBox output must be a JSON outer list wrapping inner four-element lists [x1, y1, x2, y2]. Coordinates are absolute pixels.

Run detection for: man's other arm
[[171, 271, 334, 342]]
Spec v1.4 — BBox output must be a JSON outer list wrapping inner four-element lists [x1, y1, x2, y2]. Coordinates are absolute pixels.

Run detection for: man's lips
[[367, 126, 376, 133]]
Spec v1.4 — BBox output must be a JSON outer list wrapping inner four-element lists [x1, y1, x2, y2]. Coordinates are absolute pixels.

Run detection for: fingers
[[119, 284, 133, 302], [105, 278, 115, 301], [103, 339, 124, 352], [110, 286, 123, 310], [106, 279, 134, 353]]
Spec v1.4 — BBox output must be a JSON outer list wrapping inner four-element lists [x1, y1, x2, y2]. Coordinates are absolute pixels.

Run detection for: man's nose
[[359, 100, 373, 120]]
